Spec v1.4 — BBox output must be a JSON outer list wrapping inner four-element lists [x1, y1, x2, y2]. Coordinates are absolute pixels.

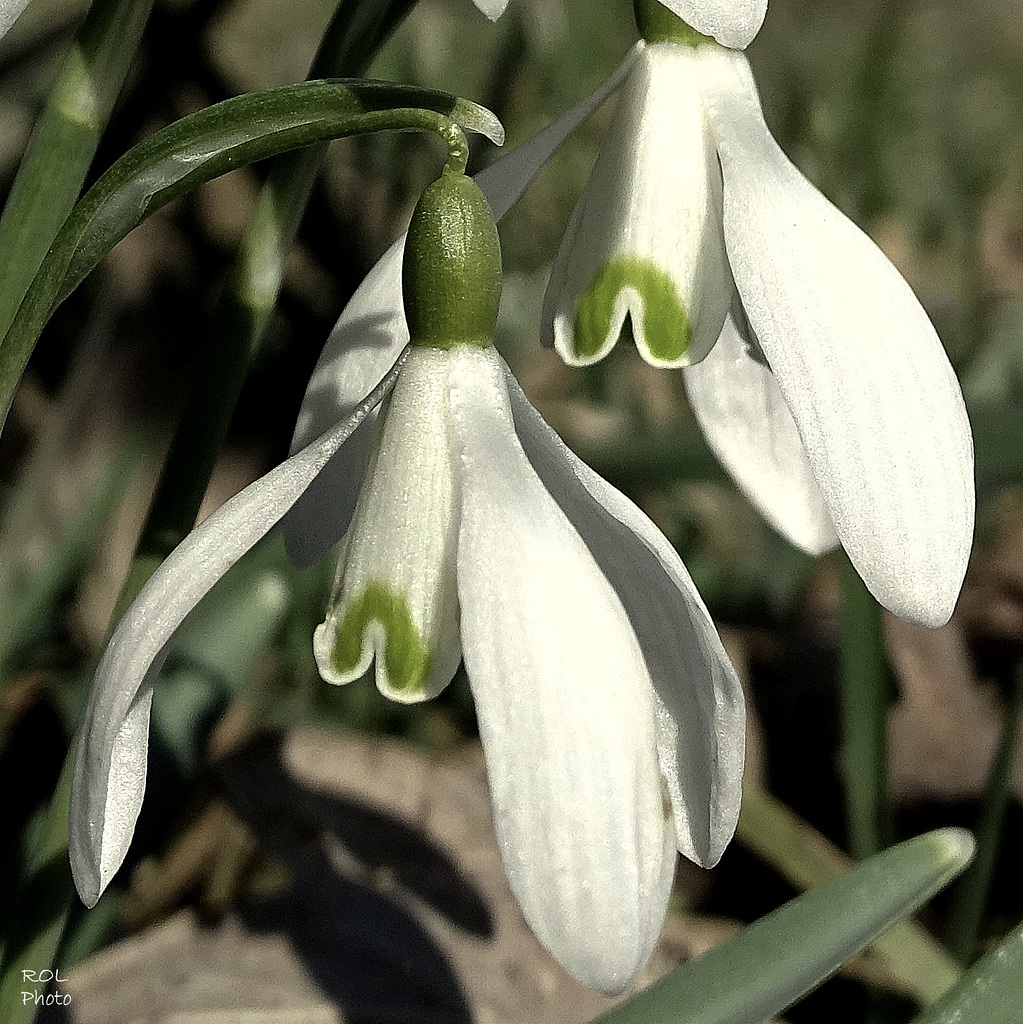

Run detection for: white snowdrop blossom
[[69, 169, 745, 997], [541, 10, 974, 629], [468, 0, 766, 50]]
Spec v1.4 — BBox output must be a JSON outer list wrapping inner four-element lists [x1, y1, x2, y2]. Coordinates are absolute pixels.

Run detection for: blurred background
[[1, 0, 1022, 1020]]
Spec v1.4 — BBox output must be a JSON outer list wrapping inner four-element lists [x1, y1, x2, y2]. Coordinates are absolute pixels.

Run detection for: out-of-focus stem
[[840, 556, 892, 861], [946, 664, 1023, 964]]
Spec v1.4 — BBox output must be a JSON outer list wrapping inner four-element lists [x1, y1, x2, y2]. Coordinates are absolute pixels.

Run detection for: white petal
[[474, 46, 639, 221], [470, 0, 509, 19], [504, 362, 744, 867], [0, 0, 32, 40], [282, 239, 406, 568], [660, 0, 766, 50], [543, 44, 730, 368], [314, 349, 461, 703], [68, 357, 405, 908], [281, 61, 639, 568], [703, 50, 975, 627], [684, 315, 839, 555], [448, 346, 675, 994]]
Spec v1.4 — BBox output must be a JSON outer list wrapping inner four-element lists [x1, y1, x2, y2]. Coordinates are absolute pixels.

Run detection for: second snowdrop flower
[[542, 0, 974, 629]]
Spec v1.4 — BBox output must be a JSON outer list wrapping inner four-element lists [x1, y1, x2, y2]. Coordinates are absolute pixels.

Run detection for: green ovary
[[330, 581, 432, 697], [573, 255, 691, 363]]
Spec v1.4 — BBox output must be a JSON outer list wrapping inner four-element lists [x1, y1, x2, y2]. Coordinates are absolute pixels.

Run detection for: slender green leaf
[[594, 829, 973, 1024], [0, 759, 75, 1024], [0, 434, 144, 689], [912, 919, 1023, 1024], [0, 0, 155, 342], [738, 786, 963, 1003]]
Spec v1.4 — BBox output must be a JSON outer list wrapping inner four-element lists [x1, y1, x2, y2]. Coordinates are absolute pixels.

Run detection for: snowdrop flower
[[70, 167, 744, 996], [542, 0, 974, 628], [469, 0, 766, 50]]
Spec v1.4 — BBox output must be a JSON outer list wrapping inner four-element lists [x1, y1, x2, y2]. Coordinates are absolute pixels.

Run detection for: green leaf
[[911, 920, 1023, 1024], [594, 828, 974, 1024], [0, 0, 155, 345], [0, 80, 502, 431], [737, 786, 963, 1003]]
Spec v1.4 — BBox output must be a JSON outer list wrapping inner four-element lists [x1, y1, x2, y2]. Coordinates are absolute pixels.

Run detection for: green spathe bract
[[633, 0, 716, 46], [402, 171, 502, 349], [574, 254, 692, 363], [328, 580, 432, 697]]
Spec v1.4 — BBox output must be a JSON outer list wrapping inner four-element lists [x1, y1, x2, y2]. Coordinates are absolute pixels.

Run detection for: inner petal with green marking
[[313, 346, 463, 705], [325, 580, 433, 698], [573, 254, 692, 366]]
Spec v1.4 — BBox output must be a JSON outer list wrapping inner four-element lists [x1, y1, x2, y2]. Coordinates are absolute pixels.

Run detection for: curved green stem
[[840, 556, 892, 860], [0, 81, 498, 434], [130, 0, 418, 581]]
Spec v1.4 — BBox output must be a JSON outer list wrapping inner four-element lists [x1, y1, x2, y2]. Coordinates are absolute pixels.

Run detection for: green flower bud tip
[[574, 254, 692, 363], [403, 170, 502, 350], [633, 0, 716, 46], [328, 581, 431, 697]]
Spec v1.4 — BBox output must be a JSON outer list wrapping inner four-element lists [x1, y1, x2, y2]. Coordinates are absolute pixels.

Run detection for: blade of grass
[[0, 433, 146, 694], [912, 917, 1023, 1024], [0, 758, 75, 1024]]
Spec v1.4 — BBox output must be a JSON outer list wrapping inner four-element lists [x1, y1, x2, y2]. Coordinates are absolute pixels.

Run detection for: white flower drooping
[[69, 169, 745, 996], [540, 0, 974, 628]]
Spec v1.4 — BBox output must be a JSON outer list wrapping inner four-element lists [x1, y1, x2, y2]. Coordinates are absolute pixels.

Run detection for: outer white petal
[[0, 0, 32, 40], [543, 44, 730, 368], [470, 0, 509, 19], [684, 315, 839, 555], [659, 0, 766, 50], [702, 50, 975, 627], [449, 346, 676, 995], [282, 57, 637, 567], [474, 47, 639, 221], [282, 239, 406, 568], [314, 349, 461, 703], [504, 362, 744, 867], [69, 357, 406, 908]]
